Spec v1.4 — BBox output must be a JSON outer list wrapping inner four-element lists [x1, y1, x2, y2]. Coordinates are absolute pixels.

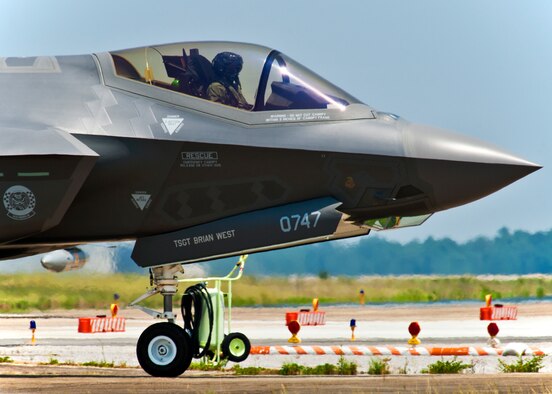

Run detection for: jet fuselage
[[0, 43, 539, 265]]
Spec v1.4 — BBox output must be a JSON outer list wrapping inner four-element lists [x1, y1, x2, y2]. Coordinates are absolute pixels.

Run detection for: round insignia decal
[[3, 185, 36, 221]]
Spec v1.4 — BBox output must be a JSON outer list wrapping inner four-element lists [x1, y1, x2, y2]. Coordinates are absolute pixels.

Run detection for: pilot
[[207, 52, 253, 110]]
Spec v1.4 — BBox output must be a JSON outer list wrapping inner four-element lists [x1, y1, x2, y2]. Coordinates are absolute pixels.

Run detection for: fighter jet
[[0, 41, 539, 376]]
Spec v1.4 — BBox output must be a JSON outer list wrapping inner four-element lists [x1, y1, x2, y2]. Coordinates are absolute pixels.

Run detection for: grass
[[337, 357, 358, 375], [81, 360, 116, 368], [498, 355, 545, 373], [280, 362, 303, 375], [421, 357, 474, 374], [280, 357, 357, 375], [81, 360, 128, 368], [0, 273, 152, 312], [397, 360, 409, 374], [0, 273, 551, 311], [36, 358, 129, 368], [31, 357, 359, 375], [232, 365, 278, 375], [367, 357, 391, 375], [189, 360, 227, 371], [42, 358, 60, 365], [0, 356, 13, 363], [39, 358, 80, 366]]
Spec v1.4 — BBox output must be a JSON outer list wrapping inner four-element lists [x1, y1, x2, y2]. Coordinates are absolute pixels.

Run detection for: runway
[[1, 303, 552, 392]]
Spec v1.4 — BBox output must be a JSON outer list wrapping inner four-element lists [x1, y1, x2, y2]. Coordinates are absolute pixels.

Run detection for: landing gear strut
[[130, 257, 251, 377], [130, 264, 182, 322], [130, 264, 192, 377]]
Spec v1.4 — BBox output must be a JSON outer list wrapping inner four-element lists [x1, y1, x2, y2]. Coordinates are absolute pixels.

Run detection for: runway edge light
[[487, 322, 500, 348], [408, 321, 421, 348], [29, 320, 36, 345], [287, 320, 301, 344], [111, 293, 119, 318]]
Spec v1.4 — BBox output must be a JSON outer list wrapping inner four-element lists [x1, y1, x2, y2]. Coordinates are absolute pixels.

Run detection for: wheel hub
[[230, 338, 246, 356], [148, 335, 177, 365], [158, 345, 168, 356]]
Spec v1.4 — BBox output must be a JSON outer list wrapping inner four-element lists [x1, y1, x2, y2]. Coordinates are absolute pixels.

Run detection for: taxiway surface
[[0, 303, 552, 392]]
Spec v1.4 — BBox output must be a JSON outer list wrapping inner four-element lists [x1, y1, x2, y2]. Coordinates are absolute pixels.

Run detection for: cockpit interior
[[111, 42, 358, 112]]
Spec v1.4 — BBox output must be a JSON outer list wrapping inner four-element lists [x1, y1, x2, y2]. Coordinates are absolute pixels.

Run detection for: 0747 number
[[279, 211, 321, 233]]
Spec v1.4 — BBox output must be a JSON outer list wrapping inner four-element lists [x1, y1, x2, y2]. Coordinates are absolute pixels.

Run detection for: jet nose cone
[[404, 123, 540, 167], [404, 123, 541, 211]]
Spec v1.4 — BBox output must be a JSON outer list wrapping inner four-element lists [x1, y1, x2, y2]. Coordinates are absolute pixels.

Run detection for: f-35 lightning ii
[[0, 42, 539, 376]]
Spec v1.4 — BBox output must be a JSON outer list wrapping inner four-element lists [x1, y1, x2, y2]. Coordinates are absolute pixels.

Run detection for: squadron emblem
[[3, 185, 36, 221]]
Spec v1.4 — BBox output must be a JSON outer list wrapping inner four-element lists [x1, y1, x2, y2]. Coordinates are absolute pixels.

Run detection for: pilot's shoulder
[[208, 82, 226, 90], [207, 82, 227, 99]]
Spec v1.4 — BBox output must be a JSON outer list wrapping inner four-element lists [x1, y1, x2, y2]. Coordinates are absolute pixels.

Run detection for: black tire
[[221, 332, 251, 363], [136, 322, 193, 377]]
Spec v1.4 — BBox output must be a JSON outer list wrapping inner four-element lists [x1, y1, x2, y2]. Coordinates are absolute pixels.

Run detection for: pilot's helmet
[[212, 52, 243, 80]]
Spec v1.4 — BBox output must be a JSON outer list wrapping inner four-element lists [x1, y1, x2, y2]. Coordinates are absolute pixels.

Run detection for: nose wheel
[[137, 322, 193, 377], [131, 265, 194, 377]]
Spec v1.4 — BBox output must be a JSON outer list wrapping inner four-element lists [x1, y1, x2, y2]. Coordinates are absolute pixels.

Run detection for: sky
[[0, 0, 550, 248]]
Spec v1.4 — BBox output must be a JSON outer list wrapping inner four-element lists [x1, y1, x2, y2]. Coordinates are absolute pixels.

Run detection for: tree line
[[114, 227, 552, 276]]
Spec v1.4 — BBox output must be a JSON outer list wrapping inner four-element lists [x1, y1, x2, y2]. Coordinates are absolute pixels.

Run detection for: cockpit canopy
[[110, 42, 360, 112]]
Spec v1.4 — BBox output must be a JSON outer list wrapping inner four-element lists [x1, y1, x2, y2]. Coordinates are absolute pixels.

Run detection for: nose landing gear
[[130, 256, 251, 377], [130, 264, 190, 377]]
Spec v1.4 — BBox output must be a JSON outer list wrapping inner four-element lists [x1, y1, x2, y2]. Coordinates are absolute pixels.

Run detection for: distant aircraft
[[0, 42, 539, 376]]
